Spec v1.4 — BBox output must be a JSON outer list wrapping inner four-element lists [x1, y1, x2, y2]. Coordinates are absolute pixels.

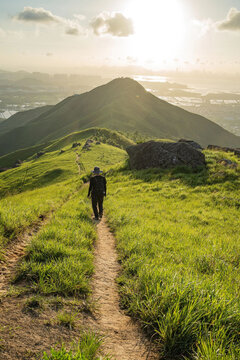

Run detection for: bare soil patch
[[0, 295, 85, 360]]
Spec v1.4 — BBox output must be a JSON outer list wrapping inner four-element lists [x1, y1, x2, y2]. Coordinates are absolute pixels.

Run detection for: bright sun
[[125, 0, 186, 64]]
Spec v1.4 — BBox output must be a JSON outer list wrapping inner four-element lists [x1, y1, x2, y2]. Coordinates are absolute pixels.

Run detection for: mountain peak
[[94, 77, 146, 97], [0, 78, 239, 156], [108, 77, 145, 90]]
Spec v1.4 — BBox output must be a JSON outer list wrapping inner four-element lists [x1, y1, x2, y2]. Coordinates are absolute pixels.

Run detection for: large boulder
[[127, 141, 206, 170], [178, 139, 203, 150]]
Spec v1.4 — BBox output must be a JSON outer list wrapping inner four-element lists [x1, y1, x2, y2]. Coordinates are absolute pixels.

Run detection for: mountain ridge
[[0, 77, 239, 156]]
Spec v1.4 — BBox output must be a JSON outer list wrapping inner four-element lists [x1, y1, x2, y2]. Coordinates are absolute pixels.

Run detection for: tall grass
[[105, 151, 240, 359], [15, 188, 95, 296], [0, 141, 125, 250], [0, 179, 78, 252], [0, 140, 125, 359]]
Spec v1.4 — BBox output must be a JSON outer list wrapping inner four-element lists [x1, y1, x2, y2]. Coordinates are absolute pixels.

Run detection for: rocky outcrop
[[207, 144, 240, 157], [72, 142, 81, 148], [127, 141, 206, 170], [13, 159, 22, 168], [36, 151, 45, 159]]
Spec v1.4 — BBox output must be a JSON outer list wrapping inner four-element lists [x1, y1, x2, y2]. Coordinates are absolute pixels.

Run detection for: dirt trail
[[92, 217, 158, 360], [75, 152, 81, 175], [0, 216, 48, 296]]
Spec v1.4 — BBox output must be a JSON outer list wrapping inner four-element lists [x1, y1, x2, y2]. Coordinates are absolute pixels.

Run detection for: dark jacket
[[88, 175, 107, 197]]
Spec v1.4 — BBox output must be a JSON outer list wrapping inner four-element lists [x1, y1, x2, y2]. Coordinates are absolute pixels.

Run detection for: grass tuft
[[41, 333, 111, 360]]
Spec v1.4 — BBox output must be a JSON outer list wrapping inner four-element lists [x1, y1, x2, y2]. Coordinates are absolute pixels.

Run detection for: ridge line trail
[[75, 152, 81, 175], [0, 215, 50, 296], [92, 217, 158, 360]]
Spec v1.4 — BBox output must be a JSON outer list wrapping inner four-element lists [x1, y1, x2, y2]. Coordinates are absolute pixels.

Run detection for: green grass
[[45, 128, 134, 152], [15, 187, 95, 296], [42, 333, 110, 360], [0, 139, 126, 253], [0, 137, 126, 197], [56, 311, 77, 329], [0, 138, 125, 359], [104, 150, 240, 359], [0, 142, 50, 168], [0, 127, 132, 169], [0, 180, 77, 253]]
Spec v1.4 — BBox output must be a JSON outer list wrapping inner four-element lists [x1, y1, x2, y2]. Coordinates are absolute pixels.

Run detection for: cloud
[[65, 26, 79, 35], [91, 12, 134, 37], [15, 7, 86, 36], [65, 21, 85, 36], [216, 8, 240, 31], [15, 6, 62, 24]]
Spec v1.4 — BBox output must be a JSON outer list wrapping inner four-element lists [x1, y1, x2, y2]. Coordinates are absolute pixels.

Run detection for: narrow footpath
[[92, 217, 158, 360], [75, 152, 81, 175], [0, 216, 48, 297]]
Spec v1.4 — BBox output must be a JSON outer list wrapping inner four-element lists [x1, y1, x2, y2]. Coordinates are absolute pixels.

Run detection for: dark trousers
[[91, 194, 104, 218]]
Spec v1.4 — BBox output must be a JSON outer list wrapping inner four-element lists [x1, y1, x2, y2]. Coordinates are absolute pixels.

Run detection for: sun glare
[[126, 0, 186, 64]]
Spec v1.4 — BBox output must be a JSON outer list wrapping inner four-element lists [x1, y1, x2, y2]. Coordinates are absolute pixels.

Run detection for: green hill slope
[[0, 105, 52, 136], [0, 129, 128, 196], [0, 125, 239, 358], [0, 78, 239, 156], [0, 128, 133, 168], [105, 150, 240, 359]]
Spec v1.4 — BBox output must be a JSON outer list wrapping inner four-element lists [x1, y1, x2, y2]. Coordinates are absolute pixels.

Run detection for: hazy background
[[0, 0, 240, 135]]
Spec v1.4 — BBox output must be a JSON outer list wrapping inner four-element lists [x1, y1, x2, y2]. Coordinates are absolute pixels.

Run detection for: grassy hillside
[[0, 127, 132, 168], [0, 142, 126, 197], [0, 78, 239, 156], [0, 139, 126, 255], [104, 151, 240, 359], [0, 125, 239, 359], [45, 127, 134, 152], [0, 137, 125, 358], [0, 105, 52, 136], [0, 142, 51, 168]]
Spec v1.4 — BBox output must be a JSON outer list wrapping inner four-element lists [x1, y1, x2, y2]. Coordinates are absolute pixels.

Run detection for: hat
[[92, 166, 103, 174]]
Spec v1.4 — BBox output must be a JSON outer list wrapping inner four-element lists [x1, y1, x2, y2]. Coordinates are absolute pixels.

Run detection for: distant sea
[[134, 74, 240, 137]]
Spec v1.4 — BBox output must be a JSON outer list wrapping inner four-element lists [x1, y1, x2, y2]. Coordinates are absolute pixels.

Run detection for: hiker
[[88, 167, 107, 220]]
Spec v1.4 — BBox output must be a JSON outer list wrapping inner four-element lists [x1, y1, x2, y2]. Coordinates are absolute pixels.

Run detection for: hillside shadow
[[0, 168, 68, 199], [128, 166, 209, 188], [126, 164, 240, 188], [37, 168, 65, 187], [113, 159, 210, 187]]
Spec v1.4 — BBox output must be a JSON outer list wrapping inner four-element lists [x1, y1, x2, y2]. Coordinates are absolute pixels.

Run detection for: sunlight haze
[[0, 0, 240, 74]]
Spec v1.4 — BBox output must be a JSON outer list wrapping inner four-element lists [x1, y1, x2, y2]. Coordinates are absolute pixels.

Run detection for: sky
[[1, 0, 240, 74]]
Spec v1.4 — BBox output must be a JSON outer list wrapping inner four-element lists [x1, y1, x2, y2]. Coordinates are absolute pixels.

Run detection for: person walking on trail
[[88, 167, 107, 221]]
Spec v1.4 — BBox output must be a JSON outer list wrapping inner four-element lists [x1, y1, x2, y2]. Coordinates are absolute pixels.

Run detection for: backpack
[[92, 176, 105, 195]]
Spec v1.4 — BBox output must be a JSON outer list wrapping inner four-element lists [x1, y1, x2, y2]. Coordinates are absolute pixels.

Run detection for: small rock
[[72, 142, 81, 148], [36, 151, 45, 159], [217, 159, 238, 168]]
